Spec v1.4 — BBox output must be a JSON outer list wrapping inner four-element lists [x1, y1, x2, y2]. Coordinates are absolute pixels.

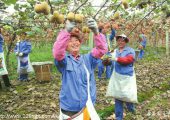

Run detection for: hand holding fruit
[[87, 18, 99, 34], [102, 57, 112, 66], [18, 53, 23, 57], [111, 54, 117, 61], [65, 20, 76, 32]]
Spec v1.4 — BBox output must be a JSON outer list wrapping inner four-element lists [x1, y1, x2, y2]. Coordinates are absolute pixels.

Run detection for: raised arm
[[87, 18, 108, 59], [109, 28, 116, 41], [52, 30, 70, 61], [53, 20, 76, 61], [91, 33, 108, 58]]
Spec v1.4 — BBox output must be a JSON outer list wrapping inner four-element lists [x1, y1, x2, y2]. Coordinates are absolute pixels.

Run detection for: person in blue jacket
[[106, 34, 136, 120], [14, 33, 33, 81], [53, 19, 107, 119], [138, 34, 147, 59], [97, 25, 116, 80], [0, 28, 12, 89]]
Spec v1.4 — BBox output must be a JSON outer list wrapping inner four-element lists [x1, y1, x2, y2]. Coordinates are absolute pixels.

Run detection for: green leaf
[[3, 25, 13, 31], [26, 31, 35, 37], [14, 3, 19, 10], [16, 28, 31, 35], [28, 12, 35, 18], [2, 0, 17, 5], [51, 0, 63, 4], [32, 27, 42, 33]]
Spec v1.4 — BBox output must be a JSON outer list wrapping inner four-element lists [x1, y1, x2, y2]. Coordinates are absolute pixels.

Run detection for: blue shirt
[[114, 46, 135, 76], [14, 40, 32, 57], [0, 34, 4, 53], [55, 53, 99, 111]]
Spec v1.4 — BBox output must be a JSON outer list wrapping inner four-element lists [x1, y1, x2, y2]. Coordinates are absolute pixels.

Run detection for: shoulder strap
[[83, 63, 90, 99]]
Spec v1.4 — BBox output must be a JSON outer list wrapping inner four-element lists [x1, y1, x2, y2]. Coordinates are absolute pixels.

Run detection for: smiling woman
[[66, 35, 81, 57], [53, 19, 107, 120], [106, 34, 137, 120]]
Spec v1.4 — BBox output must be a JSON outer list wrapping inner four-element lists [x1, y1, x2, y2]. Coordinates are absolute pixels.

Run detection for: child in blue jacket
[[14, 33, 33, 81]]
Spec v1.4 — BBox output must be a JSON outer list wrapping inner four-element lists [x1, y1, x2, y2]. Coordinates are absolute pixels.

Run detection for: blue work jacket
[[55, 53, 99, 111]]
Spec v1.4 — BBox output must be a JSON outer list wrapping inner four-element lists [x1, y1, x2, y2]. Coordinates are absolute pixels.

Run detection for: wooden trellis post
[[166, 30, 169, 56]]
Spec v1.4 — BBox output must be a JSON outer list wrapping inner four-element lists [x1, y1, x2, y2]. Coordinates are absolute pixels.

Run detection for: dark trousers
[[0, 74, 11, 88], [115, 99, 135, 120]]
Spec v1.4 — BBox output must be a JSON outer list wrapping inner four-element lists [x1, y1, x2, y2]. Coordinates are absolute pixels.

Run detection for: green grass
[[15, 85, 28, 93], [98, 106, 114, 120], [142, 46, 166, 61]]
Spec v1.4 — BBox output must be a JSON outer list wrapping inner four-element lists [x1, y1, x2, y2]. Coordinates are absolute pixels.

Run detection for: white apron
[[17, 55, 34, 74], [59, 63, 100, 120], [0, 52, 8, 75]]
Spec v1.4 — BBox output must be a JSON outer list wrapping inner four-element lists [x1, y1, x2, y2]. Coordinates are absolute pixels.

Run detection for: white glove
[[87, 18, 99, 34], [15, 52, 19, 56], [111, 55, 117, 61], [19, 52, 23, 57], [101, 54, 111, 60], [65, 20, 76, 32]]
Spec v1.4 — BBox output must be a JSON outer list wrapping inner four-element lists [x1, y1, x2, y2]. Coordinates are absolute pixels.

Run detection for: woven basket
[[32, 62, 53, 82]]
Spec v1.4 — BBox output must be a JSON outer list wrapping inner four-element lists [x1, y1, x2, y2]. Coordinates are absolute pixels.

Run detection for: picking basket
[[32, 61, 53, 82]]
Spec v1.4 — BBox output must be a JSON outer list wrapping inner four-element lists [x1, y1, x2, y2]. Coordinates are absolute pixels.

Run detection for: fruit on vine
[[75, 14, 83, 23], [122, 0, 128, 9], [50, 15, 55, 23], [67, 12, 75, 21], [57, 14, 64, 24], [44, 6, 50, 15], [53, 11, 59, 19], [112, 12, 120, 20], [34, 3, 43, 13], [82, 26, 90, 33], [34, 2, 50, 15]]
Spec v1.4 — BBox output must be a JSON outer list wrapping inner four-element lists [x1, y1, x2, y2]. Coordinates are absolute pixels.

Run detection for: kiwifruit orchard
[[0, 0, 170, 120]]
